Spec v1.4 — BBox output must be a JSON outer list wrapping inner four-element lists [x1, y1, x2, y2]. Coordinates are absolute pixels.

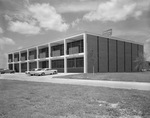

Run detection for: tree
[[134, 52, 149, 71]]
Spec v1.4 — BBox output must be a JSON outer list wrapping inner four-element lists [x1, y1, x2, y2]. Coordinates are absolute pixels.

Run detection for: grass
[[0, 79, 150, 118], [54, 72, 150, 83]]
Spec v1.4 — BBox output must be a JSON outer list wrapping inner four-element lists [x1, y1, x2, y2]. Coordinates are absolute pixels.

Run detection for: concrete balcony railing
[[39, 53, 47, 58], [29, 55, 36, 60], [8, 59, 12, 62], [52, 50, 60, 57], [20, 57, 26, 61], [14, 58, 19, 62], [68, 47, 79, 55]]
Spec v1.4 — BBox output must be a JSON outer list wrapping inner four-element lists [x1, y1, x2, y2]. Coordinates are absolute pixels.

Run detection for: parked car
[[26, 68, 42, 76], [0, 68, 4, 74], [34, 68, 58, 76], [0, 69, 15, 74]]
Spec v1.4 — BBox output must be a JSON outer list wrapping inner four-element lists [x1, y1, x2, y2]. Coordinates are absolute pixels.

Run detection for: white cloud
[[18, 46, 23, 49], [0, 53, 7, 68], [71, 18, 81, 27], [0, 37, 15, 50], [83, 0, 150, 22], [8, 21, 41, 35], [0, 27, 3, 33], [6, 3, 69, 34], [56, 1, 97, 13], [28, 3, 69, 32]]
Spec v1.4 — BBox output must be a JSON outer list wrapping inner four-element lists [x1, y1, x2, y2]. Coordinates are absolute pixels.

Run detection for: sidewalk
[[1, 73, 150, 91]]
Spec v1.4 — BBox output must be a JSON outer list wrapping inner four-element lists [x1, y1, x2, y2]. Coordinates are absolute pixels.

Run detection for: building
[[7, 32, 143, 73]]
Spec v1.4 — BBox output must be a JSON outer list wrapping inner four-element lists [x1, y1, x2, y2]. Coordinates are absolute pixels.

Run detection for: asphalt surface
[[0, 73, 150, 91]]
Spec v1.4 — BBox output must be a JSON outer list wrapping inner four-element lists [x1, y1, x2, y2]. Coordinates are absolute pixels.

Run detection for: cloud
[[8, 21, 41, 34], [56, 1, 97, 13], [83, 0, 150, 22], [0, 37, 15, 50], [0, 27, 3, 33], [18, 46, 23, 50], [6, 3, 69, 34], [0, 53, 7, 68], [28, 3, 69, 32], [71, 18, 81, 27]]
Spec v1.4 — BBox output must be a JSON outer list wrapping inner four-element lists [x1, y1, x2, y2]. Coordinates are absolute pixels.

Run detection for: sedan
[[26, 68, 42, 76], [34, 68, 57, 76], [1, 69, 15, 74]]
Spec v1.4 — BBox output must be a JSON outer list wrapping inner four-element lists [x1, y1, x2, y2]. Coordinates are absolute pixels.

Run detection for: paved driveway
[[1, 73, 150, 91]]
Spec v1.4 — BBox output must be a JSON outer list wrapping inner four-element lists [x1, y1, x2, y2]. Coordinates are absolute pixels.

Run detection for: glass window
[[76, 57, 84, 67], [67, 58, 75, 68], [52, 59, 64, 68]]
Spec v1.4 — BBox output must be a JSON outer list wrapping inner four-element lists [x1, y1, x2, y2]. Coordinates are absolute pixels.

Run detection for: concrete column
[[83, 33, 87, 73], [49, 43, 51, 69], [64, 39, 67, 73], [27, 62, 29, 71]]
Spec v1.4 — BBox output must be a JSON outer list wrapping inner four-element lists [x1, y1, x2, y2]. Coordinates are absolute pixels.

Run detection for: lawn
[[0, 79, 150, 118], [54, 72, 150, 83]]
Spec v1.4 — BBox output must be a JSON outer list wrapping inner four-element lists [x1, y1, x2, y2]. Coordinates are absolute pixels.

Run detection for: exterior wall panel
[[132, 44, 138, 72], [108, 39, 117, 72], [125, 42, 131, 72], [98, 37, 108, 72], [138, 45, 143, 55], [117, 41, 124, 72], [87, 34, 98, 73]]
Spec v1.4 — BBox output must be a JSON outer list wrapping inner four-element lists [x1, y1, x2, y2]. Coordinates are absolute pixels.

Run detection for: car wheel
[[41, 73, 45, 76], [53, 71, 57, 74]]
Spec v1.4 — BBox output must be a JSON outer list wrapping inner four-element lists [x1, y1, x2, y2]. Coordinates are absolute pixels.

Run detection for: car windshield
[[31, 69, 35, 71], [37, 69, 42, 71], [42, 68, 49, 70]]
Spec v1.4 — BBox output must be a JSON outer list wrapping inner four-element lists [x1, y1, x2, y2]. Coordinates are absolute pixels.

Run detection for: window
[[52, 59, 64, 68], [8, 54, 13, 62], [51, 44, 64, 57], [67, 58, 75, 68], [29, 50, 37, 59], [67, 39, 83, 54], [67, 57, 84, 68], [76, 57, 84, 67]]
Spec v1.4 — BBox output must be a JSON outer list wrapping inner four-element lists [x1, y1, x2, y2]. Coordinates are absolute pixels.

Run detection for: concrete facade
[[7, 32, 143, 73]]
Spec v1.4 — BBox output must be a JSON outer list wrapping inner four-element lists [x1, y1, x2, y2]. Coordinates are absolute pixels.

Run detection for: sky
[[0, 0, 150, 68]]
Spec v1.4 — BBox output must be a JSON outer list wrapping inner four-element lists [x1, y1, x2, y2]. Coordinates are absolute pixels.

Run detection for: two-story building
[[7, 32, 143, 73]]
